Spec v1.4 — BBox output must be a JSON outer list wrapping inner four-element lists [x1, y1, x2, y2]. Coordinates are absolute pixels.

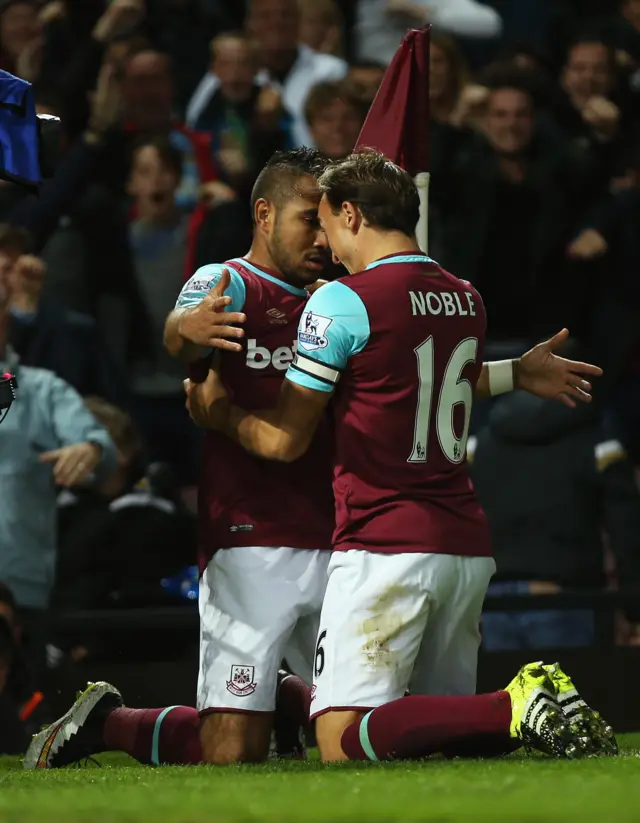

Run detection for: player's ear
[[254, 198, 272, 232], [342, 201, 360, 234]]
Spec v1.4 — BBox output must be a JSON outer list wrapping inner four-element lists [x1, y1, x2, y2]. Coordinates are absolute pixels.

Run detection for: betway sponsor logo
[[246, 339, 297, 371]]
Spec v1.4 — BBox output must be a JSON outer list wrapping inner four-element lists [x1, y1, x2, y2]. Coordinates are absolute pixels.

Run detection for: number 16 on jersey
[[408, 337, 478, 465]]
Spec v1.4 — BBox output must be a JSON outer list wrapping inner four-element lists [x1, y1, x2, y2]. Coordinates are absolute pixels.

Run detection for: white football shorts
[[198, 545, 329, 714], [310, 550, 496, 720]]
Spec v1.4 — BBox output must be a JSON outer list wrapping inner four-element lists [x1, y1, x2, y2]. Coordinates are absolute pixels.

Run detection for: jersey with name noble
[[177, 258, 334, 566], [286, 253, 492, 557]]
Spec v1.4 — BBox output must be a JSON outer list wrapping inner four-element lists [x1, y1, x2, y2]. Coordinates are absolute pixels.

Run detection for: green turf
[[1, 736, 640, 823]]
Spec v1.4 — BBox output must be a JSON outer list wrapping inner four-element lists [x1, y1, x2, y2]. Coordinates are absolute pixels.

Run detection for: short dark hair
[[481, 66, 539, 108], [124, 48, 173, 76], [210, 30, 256, 57], [566, 36, 617, 74], [0, 224, 31, 257], [304, 80, 368, 126], [250, 148, 328, 217], [131, 135, 183, 178], [318, 150, 420, 237]]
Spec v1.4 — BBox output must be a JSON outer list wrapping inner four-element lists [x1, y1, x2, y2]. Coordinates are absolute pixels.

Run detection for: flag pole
[[415, 24, 430, 255], [415, 171, 430, 254]]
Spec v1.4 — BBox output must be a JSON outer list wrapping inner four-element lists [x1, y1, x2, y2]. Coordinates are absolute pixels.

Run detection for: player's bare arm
[[475, 328, 603, 408], [163, 267, 247, 361], [186, 369, 330, 462]]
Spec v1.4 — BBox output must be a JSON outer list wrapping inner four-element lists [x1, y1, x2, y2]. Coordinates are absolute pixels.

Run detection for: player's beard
[[269, 221, 315, 289]]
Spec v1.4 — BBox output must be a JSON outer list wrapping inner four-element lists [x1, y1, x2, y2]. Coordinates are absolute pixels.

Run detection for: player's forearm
[[163, 309, 205, 362], [476, 359, 520, 399], [224, 406, 304, 462]]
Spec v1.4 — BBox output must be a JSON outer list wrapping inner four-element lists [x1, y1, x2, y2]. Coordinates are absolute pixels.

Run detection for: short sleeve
[[175, 263, 246, 311], [287, 281, 370, 393]]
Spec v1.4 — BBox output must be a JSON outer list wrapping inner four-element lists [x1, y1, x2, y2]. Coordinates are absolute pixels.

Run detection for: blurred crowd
[[1, 0, 640, 749]]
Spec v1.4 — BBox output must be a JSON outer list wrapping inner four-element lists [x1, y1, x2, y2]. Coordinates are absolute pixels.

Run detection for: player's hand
[[39, 442, 102, 487], [516, 328, 603, 408], [178, 268, 246, 352], [184, 369, 229, 429], [567, 229, 608, 260]]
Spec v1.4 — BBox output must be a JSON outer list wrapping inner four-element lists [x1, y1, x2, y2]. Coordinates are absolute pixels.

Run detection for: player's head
[[316, 149, 420, 272], [250, 148, 331, 287]]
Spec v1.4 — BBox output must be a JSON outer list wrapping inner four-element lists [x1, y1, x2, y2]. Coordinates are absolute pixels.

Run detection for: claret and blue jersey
[[285, 253, 493, 558], [175, 257, 335, 561]]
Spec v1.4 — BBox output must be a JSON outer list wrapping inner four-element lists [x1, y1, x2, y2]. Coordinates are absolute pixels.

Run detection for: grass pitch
[[1, 736, 639, 823]]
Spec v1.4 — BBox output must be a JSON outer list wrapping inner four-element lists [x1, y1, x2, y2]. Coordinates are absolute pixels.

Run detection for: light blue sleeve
[[287, 281, 370, 393], [175, 263, 246, 312], [47, 373, 117, 483]]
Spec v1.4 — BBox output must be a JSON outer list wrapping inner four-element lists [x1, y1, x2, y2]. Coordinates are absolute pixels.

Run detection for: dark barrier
[[50, 590, 640, 732]]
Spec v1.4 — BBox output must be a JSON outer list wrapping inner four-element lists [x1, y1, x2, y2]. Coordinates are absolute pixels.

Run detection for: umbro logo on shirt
[[266, 308, 287, 325]]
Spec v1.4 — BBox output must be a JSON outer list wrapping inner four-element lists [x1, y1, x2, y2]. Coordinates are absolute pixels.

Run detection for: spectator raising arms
[[0, 245, 116, 685], [0, 225, 125, 404], [191, 32, 292, 196], [187, 0, 348, 147]]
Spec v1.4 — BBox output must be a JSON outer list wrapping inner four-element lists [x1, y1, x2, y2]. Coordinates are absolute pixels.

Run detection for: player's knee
[[199, 713, 272, 765]]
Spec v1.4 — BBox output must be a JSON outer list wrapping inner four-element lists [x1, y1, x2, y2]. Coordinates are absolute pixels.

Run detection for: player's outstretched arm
[[476, 329, 603, 407], [185, 370, 330, 461], [164, 267, 247, 361]]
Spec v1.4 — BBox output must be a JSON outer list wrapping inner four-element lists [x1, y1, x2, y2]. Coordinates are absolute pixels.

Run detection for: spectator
[[430, 33, 472, 125], [432, 80, 594, 347], [0, 0, 41, 76], [144, 0, 218, 113], [38, 0, 145, 139], [0, 225, 127, 405], [467, 387, 640, 650], [114, 48, 217, 211], [346, 59, 386, 105], [126, 136, 207, 482], [568, 158, 640, 459], [298, 0, 344, 57], [355, 0, 503, 66], [304, 80, 366, 159], [51, 400, 196, 665], [53, 397, 148, 616], [187, 0, 348, 147], [551, 37, 637, 186], [191, 32, 292, 195], [0, 246, 116, 683]]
